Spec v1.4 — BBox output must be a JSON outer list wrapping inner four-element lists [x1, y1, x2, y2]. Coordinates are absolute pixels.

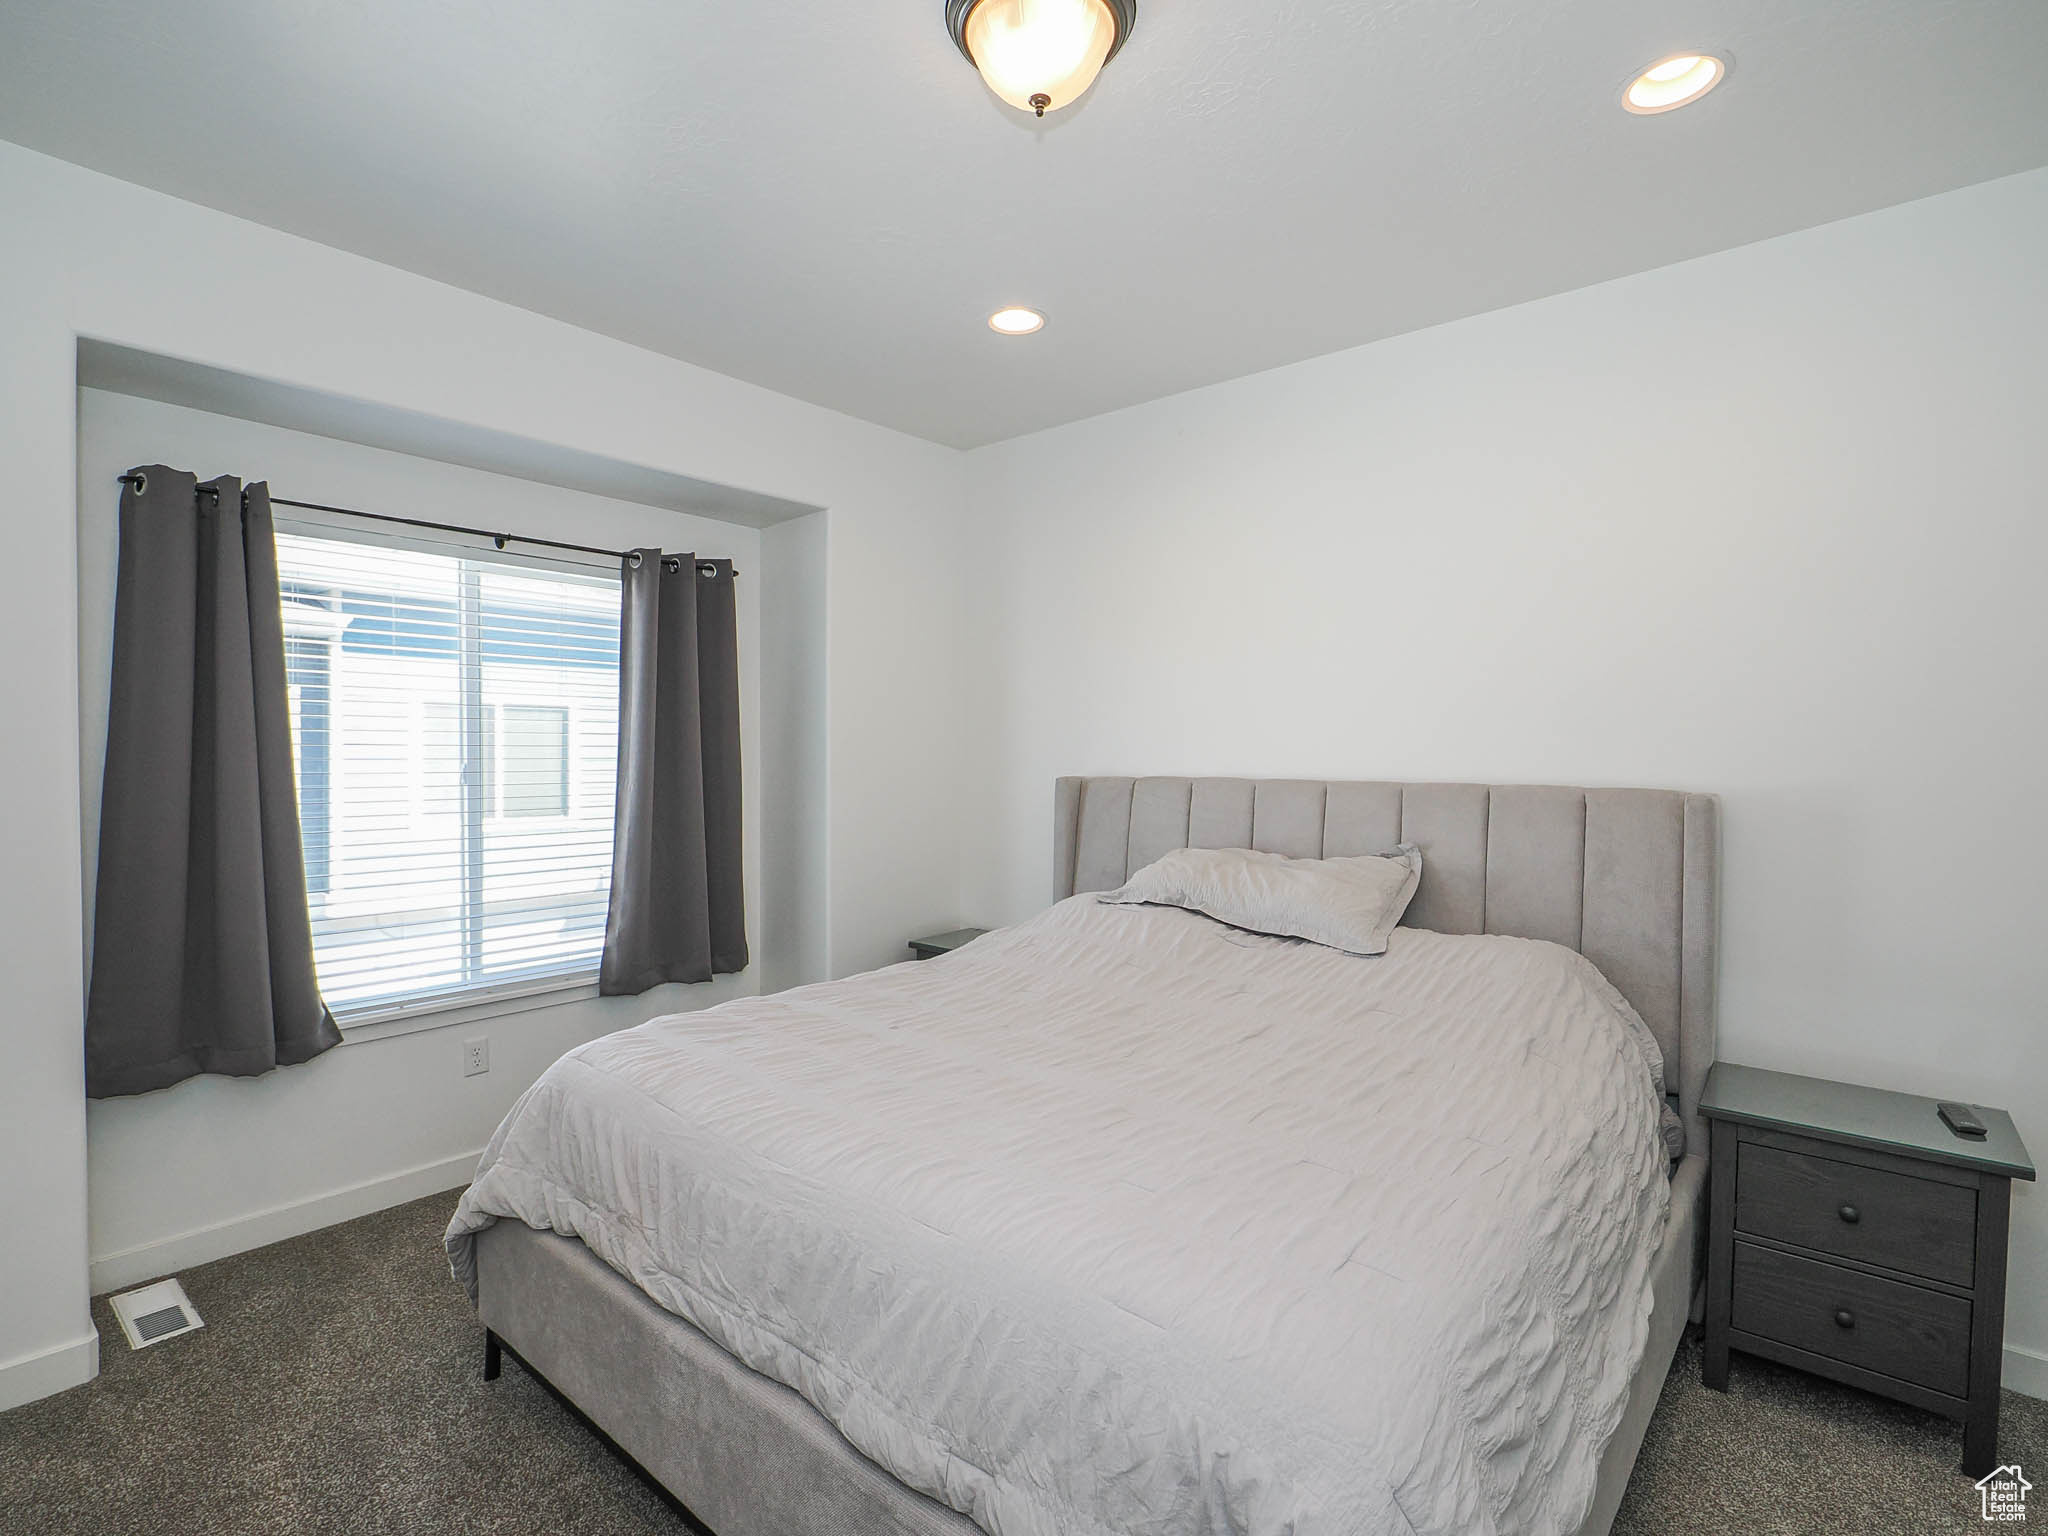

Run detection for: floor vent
[[108, 1278, 205, 1350]]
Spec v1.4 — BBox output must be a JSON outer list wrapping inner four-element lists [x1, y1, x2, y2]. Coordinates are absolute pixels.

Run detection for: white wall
[[963, 168, 2048, 1384], [760, 512, 832, 993], [0, 139, 969, 1411], [73, 388, 770, 1292]]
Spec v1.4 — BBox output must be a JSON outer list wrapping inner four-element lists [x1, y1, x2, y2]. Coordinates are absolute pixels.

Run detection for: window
[[276, 527, 622, 1019]]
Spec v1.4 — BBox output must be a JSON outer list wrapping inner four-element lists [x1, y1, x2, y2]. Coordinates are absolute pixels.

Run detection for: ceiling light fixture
[[1623, 53, 1727, 114], [946, 0, 1137, 118], [988, 306, 1046, 335]]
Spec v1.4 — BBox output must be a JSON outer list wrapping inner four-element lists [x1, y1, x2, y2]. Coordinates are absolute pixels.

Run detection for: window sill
[[336, 973, 602, 1045]]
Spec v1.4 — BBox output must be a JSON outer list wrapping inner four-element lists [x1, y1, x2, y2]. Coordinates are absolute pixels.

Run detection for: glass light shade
[[1622, 54, 1725, 114], [963, 0, 1118, 115]]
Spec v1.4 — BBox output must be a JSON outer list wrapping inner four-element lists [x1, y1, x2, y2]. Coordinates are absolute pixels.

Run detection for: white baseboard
[[2006, 1343, 2048, 1402], [0, 1329, 99, 1413], [88, 1148, 484, 1297]]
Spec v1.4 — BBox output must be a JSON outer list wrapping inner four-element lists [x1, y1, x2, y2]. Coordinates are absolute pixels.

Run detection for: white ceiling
[[5, 1, 2047, 448]]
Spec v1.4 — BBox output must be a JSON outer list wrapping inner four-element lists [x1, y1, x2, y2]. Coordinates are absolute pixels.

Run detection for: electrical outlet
[[463, 1037, 489, 1077]]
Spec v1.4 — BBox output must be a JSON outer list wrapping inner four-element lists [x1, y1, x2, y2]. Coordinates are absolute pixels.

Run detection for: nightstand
[[908, 927, 988, 961], [1700, 1063, 2035, 1477]]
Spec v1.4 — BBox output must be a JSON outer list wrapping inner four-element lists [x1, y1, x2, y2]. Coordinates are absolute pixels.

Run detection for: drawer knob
[[1834, 1308, 1856, 1330], [1838, 1203, 1860, 1225]]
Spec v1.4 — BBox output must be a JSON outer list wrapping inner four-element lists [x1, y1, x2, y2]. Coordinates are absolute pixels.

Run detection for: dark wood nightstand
[[1700, 1063, 2035, 1477], [907, 928, 988, 961]]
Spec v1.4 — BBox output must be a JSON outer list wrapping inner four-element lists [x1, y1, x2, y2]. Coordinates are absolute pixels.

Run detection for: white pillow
[[1098, 844, 1423, 956]]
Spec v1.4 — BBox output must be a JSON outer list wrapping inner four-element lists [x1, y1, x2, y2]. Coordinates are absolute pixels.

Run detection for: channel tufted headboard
[[1054, 777, 1719, 1156]]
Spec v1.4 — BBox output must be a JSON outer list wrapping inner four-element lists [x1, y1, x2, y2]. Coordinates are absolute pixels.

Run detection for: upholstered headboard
[[1054, 777, 1719, 1156]]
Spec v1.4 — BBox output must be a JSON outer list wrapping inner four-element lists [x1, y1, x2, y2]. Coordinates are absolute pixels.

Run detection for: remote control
[[1937, 1101, 1989, 1139]]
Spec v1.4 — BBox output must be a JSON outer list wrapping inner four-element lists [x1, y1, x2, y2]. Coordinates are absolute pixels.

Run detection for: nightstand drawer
[[1736, 1141, 1976, 1286], [1731, 1242, 1971, 1398]]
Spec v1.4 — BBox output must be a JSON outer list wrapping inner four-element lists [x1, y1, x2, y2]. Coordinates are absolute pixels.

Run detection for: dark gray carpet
[[1, 1192, 2039, 1534]]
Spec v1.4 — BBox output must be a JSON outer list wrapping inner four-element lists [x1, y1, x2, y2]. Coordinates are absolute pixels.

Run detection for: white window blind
[[274, 527, 622, 1020]]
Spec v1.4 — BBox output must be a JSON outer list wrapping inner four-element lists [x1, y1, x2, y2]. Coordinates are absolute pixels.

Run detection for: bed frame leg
[[483, 1329, 502, 1382]]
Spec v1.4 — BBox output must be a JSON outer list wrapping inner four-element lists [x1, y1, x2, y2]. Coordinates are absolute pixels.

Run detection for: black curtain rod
[[115, 473, 737, 577]]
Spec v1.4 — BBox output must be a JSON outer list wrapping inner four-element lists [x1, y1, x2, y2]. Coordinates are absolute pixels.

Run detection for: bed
[[449, 777, 1718, 1536]]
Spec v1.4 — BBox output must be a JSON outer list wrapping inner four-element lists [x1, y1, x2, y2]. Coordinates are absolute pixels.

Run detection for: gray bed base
[[475, 777, 1720, 1536]]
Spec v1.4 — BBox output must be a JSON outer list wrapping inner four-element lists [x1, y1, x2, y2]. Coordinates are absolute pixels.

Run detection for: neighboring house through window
[[276, 527, 621, 1020]]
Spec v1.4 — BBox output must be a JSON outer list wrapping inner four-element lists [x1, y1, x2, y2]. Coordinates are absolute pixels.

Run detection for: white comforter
[[447, 895, 1670, 1536]]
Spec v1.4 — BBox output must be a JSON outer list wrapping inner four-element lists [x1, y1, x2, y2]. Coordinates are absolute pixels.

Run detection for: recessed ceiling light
[[1623, 53, 1726, 114], [988, 306, 1046, 335]]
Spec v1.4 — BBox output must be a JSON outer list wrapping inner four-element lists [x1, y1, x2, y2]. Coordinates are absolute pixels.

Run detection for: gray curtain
[[86, 467, 338, 1098], [599, 551, 747, 994]]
